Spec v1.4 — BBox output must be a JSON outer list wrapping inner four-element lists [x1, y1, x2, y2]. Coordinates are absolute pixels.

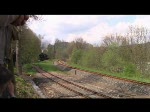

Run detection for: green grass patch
[[70, 63, 150, 83], [23, 60, 58, 76], [33, 60, 60, 72], [23, 64, 37, 76], [17, 61, 62, 98], [34, 60, 70, 75], [23, 60, 66, 76]]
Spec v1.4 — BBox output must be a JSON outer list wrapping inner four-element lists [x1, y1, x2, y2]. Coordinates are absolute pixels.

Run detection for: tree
[[71, 49, 83, 64], [126, 25, 150, 75], [19, 28, 41, 64], [53, 38, 70, 60]]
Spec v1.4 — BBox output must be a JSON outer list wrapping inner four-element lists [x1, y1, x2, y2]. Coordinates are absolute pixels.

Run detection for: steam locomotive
[[39, 53, 49, 61]]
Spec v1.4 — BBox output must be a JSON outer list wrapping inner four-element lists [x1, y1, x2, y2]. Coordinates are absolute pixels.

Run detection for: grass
[[33, 60, 60, 72], [16, 60, 61, 98], [23, 60, 150, 83], [23, 60, 60, 75], [69, 63, 150, 83], [23, 64, 37, 76], [32, 60, 70, 75], [15, 75, 40, 98]]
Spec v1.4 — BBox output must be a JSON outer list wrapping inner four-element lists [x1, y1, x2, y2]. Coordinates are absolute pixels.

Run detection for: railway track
[[33, 66, 112, 98], [57, 60, 150, 87], [55, 60, 150, 98]]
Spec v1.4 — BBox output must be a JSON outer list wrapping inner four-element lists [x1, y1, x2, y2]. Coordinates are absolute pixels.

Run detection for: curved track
[[33, 66, 112, 98]]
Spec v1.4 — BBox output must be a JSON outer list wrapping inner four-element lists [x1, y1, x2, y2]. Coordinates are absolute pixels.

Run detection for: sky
[[27, 15, 150, 45]]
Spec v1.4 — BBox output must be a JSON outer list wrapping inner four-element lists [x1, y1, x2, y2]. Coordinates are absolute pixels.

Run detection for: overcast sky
[[27, 15, 150, 45]]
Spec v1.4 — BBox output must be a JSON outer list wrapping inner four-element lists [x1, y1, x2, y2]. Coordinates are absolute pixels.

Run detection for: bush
[[71, 49, 83, 64], [124, 63, 136, 75], [101, 45, 125, 72], [79, 48, 102, 69]]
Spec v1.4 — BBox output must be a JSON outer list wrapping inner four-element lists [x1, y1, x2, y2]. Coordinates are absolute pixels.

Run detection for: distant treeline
[[43, 25, 150, 76], [14, 25, 150, 77]]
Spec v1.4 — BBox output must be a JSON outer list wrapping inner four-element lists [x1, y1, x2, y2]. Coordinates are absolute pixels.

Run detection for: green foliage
[[124, 63, 137, 75], [19, 28, 41, 64], [101, 44, 125, 72], [47, 44, 55, 60], [19, 25, 149, 85], [71, 49, 83, 64], [23, 64, 37, 76], [53, 39, 70, 60], [80, 48, 102, 69]]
